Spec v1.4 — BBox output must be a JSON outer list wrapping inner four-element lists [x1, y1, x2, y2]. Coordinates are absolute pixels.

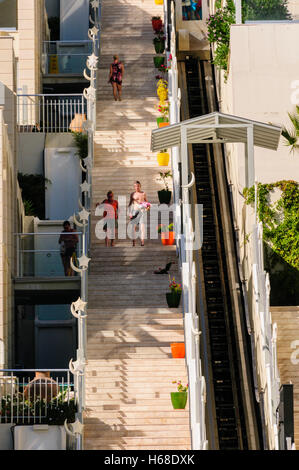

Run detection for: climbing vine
[[206, 0, 235, 80], [243, 180, 299, 269], [244, 181, 299, 305]]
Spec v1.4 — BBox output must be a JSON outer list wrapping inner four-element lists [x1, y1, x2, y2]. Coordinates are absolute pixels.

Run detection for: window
[[0, 0, 17, 30]]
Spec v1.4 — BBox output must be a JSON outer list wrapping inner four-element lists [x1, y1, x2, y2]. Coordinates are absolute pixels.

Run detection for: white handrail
[[167, 0, 208, 450]]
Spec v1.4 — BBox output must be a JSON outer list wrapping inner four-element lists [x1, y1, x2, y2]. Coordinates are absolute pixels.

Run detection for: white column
[[234, 0, 242, 24]]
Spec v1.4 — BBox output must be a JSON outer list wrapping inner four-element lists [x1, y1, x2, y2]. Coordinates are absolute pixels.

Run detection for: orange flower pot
[[161, 231, 175, 245], [171, 343, 185, 358], [159, 122, 170, 128]]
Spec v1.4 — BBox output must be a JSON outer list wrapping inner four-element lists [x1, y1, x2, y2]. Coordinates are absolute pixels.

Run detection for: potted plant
[[154, 55, 165, 69], [171, 381, 188, 409], [166, 276, 181, 307], [157, 170, 172, 204], [171, 343, 185, 358], [156, 104, 169, 127], [157, 149, 169, 166], [153, 31, 165, 54], [152, 16, 163, 32], [1, 389, 77, 450], [158, 223, 175, 246]]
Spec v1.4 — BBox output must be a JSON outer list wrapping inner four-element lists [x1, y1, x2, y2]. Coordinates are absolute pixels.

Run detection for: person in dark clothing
[[108, 55, 125, 101], [59, 221, 79, 276]]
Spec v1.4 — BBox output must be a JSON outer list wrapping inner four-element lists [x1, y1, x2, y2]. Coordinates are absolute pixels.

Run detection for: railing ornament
[[71, 297, 88, 319], [182, 172, 195, 189], [86, 53, 98, 70], [69, 358, 85, 377], [83, 69, 92, 81], [64, 418, 84, 437]]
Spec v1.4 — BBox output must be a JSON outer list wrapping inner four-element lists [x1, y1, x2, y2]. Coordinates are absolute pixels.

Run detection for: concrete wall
[[0, 110, 24, 369], [215, 21, 299, 447]]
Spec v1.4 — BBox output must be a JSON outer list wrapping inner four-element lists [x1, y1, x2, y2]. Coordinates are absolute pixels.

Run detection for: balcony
[[17, 94, 87, 133], [43, 41, 93, 76], [16, 232, 82, 279]]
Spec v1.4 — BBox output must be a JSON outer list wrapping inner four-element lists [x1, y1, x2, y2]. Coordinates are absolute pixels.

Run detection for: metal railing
[[251, 202, 281, 449], [166, 0, 208, 450], [17, 94, 86, 133], [43, 40, 93, 75], [16, 232, 82, 278], [0, 369, 76, 425]]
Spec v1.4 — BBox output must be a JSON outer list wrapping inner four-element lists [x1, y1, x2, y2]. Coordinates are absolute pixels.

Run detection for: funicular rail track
[[182, 58, 261, 449]]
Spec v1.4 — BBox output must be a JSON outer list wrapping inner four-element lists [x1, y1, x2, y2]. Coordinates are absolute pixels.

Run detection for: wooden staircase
[[84, 0, 191, 450]]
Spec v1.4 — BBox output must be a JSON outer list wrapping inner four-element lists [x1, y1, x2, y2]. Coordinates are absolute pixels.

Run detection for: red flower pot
[[161, 231, 175, 245], [152, 19, 163, 32], [171, 343, 185, 358]]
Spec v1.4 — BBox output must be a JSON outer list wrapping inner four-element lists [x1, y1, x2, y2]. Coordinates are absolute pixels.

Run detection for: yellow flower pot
[[155, 0, 163, 4], [157, 152, 170, 166]]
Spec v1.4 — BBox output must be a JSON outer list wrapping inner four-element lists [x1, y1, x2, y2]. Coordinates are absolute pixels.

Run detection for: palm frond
[[281, 127, 299, 152]]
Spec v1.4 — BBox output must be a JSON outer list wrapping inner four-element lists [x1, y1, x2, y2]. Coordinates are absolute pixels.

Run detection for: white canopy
[[151, 112, 281, 152]]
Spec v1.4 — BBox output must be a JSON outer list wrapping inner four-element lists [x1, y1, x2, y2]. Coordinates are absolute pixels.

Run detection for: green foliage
[[18, 173, 51, 219], [157, 223, 174, 233], [157, 171, 172, 191], [281, 106, 299, 153], [72, 131, 88, 160], [206, 0, 235, 80], [244, 181, 299, 305], [242, 0, 292, 21], [0, 391, 77, 425], [206, 0, 292, 79], [243, 181, 299, 269]]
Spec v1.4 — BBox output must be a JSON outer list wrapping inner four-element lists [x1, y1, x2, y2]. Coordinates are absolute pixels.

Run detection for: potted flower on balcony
[[171, 381, 188, 409], [157, 170, 172, 204], [152, 16, 163, 32], [158, 223, 175, 246], [166, 276, 181, 307]]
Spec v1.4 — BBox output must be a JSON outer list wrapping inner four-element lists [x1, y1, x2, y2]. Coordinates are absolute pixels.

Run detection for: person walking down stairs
[[108, 55, 125, 101]]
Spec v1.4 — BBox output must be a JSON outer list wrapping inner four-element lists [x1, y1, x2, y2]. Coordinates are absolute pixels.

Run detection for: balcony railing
[[16, 232, 82, 278], [0, 369, 76, 425], [43, 40, 93, 75], [17, 94, 87, 133]]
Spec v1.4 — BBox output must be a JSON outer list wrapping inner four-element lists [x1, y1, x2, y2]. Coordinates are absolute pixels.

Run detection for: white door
[[45, 147, 81, 220]]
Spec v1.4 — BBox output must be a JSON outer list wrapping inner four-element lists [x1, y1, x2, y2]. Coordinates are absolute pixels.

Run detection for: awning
[[151, 112, 282, 151]]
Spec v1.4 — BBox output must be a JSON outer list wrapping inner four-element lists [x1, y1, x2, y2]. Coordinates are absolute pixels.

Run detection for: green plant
[[242, 0, 292, 21], [158, 223, 174, 233], [23, 200, 35, 216], [72, 131, 88, 159], [168, 276, 182, 294], [18, 173, 51, 219], [206, 0, 235, 80], [0, 390, 77, 426], [172, 380, 188, 392], [243, 181, 299, 270], [157, 171, 172, 191], [281, 106, 299, 153]]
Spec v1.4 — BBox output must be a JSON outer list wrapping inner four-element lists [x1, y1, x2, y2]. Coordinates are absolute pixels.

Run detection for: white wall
[[225, 23, 299, 184]]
